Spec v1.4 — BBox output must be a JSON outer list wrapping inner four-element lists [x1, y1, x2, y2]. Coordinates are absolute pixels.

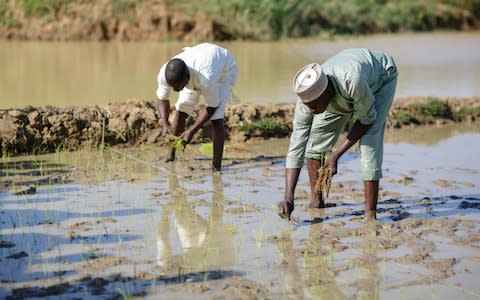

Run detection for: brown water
[[1, 32, 480, 109]]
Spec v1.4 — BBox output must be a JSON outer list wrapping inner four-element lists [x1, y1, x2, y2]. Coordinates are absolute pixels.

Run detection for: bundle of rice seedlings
[[171, 138, 186, 152], [314, 166, 333, 199]]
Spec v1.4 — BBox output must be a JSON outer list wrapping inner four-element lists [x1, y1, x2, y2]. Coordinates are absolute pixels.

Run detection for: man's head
[[292, 63, 334, 114], [165, 58, 190, 92]]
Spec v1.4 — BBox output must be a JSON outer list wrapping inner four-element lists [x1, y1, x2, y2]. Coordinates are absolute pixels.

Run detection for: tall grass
[[170, 0, 480, 40], [2, 0, 480, 39]]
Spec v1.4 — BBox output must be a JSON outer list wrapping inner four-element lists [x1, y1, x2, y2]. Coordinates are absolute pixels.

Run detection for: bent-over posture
[[278, 48, 398, 221], [156, 43, 238, 171]]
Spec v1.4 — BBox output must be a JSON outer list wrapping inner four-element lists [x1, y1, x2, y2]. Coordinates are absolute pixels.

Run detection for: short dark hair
[[165, 58, 189, 86]]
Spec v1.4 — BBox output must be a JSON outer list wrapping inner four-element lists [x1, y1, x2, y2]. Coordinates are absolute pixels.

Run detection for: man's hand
[[180, 129, 194, 144], [324, 155, 339, 175], [162, 124, 172, 136], [277, 200, 294, 220]]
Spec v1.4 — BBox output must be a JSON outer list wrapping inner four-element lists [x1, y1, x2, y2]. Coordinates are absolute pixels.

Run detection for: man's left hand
[[325, 156, 338, 175]]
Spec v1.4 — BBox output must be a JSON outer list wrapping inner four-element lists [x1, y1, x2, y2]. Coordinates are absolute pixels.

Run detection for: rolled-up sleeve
[[156, 65, 171, 101], [286, 99, 313, 168], [349, 76, 376, 125]]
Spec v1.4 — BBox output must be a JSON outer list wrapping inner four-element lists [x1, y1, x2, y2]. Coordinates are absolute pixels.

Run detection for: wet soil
[[1, 97, 479, 157], [0, 125, 479, 299]]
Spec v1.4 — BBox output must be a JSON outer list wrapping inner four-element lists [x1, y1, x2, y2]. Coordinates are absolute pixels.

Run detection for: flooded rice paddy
[[1, 124, 479, 299]]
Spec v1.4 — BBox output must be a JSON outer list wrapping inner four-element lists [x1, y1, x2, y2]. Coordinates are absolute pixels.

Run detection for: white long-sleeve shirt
[[156, 43, 238, 108]]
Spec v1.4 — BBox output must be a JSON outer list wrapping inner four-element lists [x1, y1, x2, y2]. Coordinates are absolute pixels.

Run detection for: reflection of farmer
[[156, 43, 239, 171], [276, 212, 347, 299], [156, 171, 234, 270], [278, 48, 398, 221]]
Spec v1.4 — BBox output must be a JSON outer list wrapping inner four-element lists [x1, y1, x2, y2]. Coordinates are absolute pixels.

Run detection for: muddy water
[[0, 126, 479, 299], [1, 32, 480, 109]]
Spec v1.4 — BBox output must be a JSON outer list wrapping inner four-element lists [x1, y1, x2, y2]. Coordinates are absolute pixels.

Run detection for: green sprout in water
[[199, 142, 213, 156]]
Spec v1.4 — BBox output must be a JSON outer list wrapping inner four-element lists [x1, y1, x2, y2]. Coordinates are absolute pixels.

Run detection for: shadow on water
[[0, 231, 141, 282], [297, 193, 480, 225], [5, 270, 244, 300], [0, 159, 73, 191]]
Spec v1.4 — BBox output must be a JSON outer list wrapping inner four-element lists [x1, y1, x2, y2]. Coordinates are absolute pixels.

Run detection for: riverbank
[[0, 97, 479, 156], [0, 0, 478, 41]]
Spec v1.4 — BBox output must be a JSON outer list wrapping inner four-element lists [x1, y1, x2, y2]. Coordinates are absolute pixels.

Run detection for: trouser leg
[[211, 118, 225, 171]]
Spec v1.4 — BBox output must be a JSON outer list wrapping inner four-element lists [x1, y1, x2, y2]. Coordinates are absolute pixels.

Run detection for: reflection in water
[[2, 32, 480, 108], [156, 168, 235, 271], [385, 123, 480, 145], [276, 210, 347, 299], [275, 209, 383, 299]]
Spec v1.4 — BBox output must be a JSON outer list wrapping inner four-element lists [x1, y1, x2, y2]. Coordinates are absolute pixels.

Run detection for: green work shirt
[[286, 48, 397, 169]]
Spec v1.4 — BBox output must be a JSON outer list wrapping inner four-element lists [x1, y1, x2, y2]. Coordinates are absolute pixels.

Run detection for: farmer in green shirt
[[278, 48, 398, 221]]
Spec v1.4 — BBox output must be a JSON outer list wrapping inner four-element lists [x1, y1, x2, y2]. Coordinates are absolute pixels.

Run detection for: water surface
[[1, 32, 480, 108]]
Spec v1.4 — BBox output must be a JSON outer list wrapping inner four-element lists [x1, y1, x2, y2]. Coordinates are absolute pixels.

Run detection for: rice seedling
[[314, 166, 333, 199], [100, 118, 106, 154], [303, 251, 308, 269], [115, 287, 131, 300], [203, 271, 209, 283], [252, 227, 264, 248], [199, 142, 213, 156], [149, 278, 157, 296], [171, 138, 186, 153], [328, 246, 335, 264]]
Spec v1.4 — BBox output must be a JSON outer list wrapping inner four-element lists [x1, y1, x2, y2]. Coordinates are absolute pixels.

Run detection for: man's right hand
[[277, 200, 294, 220]]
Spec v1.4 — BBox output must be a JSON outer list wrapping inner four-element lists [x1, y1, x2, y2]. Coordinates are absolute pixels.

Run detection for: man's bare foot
[[364, 210, 377, 223], [309, 195, 325, 209]]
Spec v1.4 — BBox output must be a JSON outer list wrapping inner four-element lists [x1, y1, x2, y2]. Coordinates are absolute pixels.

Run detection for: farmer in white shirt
[[156, 43, 238, 171]]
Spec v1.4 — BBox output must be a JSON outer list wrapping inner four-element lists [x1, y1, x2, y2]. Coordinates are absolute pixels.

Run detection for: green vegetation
[[453, 107, 480, 119], [171, 138, 186, 152], [393, 98, 458, 125], [394, 110, 416, 125], [22, 0, 72, 17], [410, 98, 451, 118], [199, 142, 213, 156], [170, 0, 480, 40], [236, 118, 288, 135], [1, 0, 479, 40]]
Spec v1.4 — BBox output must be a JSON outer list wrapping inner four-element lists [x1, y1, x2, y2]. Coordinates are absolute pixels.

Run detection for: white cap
[[292, 63, 328, 103]]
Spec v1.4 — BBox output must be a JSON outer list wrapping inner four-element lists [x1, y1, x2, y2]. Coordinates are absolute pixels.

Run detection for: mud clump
[[1, 97, 479, 156]]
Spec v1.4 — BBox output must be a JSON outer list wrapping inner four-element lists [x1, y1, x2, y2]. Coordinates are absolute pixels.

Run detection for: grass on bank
[[171, 0, 480, 40], [235, 118, 289, 135]]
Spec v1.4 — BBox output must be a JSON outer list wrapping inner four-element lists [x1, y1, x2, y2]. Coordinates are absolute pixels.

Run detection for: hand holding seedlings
[[171, 138, 186, 153], [180, 129, 194, 145]]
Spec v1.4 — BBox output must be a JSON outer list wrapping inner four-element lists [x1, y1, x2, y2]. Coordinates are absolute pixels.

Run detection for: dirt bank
[[0, 0, 233, 42], [0, 97, 479, 156], [1, 0, 478, 41]]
